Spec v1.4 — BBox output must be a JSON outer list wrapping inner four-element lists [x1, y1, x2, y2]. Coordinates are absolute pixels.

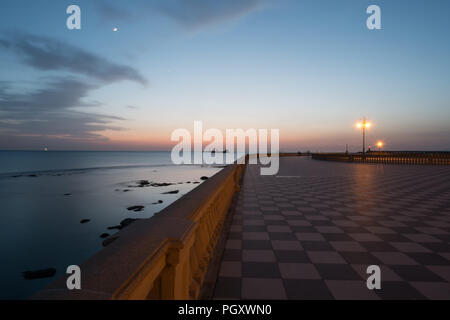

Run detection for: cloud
[[96, 1, 136, 23], [95, 0, 266, 30], [0, 78, 124, 141], [0, 32, 147, 86], [158, 0, 266, 29], [0, 78, 97, 113], [0, 32, 147, 147]]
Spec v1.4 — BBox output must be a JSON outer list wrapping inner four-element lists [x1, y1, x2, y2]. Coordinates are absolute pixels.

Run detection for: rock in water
[[150, 182, 173, 187], [127, 205, 145, 212], [100, 233, 110, 239], [162, 190, 179, 194], [107, 225, 122, 230], [80, 219, 90, 224], [107, 218, 139, 231], [137, 180, 150, 187], [102, 236, 119, 247], [22, 268, 56, 280], [120, 218, 138, 228]]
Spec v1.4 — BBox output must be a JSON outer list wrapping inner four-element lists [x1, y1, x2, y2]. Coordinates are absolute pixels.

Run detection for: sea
[[0, 151, 233, 299]]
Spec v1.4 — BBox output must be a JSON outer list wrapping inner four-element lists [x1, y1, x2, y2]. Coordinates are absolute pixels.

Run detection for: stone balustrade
[[312, 152, 450, 165]]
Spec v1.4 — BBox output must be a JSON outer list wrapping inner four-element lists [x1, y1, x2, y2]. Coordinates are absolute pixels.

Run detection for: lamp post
[[356, 118, 371, 155], [377, 141, 384, 152]]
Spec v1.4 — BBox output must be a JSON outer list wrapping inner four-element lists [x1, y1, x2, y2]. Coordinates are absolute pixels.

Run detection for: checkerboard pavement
[[212, 157, 450, 300]]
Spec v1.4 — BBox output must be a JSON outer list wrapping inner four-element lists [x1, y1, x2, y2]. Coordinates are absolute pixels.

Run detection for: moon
[[113, 27, 119, 32]]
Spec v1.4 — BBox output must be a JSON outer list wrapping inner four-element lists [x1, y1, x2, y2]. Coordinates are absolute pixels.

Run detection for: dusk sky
[[0, 0, 449, 151]]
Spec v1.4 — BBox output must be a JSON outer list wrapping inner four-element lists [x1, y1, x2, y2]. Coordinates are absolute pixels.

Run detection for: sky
[[0, 0, 449, 152]]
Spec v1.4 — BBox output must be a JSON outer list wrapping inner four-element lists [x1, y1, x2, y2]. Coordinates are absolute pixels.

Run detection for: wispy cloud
[[0, 32, 145, 147], [0, 78, 123, 139], [96, 0, 266, 30], [96, 1, 136, 23], [0, 78, 98, 113], [158, 0, 267, 29], [0, 32, 147, 86]]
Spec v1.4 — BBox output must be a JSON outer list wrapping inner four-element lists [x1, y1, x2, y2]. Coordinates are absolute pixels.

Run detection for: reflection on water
[[0, 152, 222, 299]]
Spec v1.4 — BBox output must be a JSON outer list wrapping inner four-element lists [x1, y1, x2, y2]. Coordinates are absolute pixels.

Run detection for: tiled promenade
[[213, 157, 450, 299]]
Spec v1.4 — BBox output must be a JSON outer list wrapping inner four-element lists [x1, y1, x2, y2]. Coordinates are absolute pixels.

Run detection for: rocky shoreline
[[20, 174, 212, 281]]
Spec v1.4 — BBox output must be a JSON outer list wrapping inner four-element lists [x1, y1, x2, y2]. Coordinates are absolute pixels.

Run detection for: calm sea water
[[0, 151, 229, 299], [0, 151, 175, 175]]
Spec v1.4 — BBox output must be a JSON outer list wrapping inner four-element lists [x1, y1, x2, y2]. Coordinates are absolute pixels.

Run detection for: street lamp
[[356, 118, 371, 154], [377, 141, 384, 152]]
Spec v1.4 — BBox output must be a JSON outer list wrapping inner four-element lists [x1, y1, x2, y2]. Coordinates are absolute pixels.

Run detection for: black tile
[[264, 220, 288, 226], [361, 242, 397, 252], [403, 221, 426, 228], [422, 242, 450, 253], [274, 250, 309, 263], [243, 225, 266, 232], [340, 252, 382, 265], [243, 214, 263, 220], [391, 227, 418, 234], [389, 265, 447, 282], [283, 279, 333, 300], [290, 226, 316, 233], [375, 234, 410, 242], [242, 262, 281, 278], [222, 249, 242, 262], [376, 281, 427, 300], [315, 264, 362, 280], [355, 220, 379, 227], [269, 232, 297, 240], [308, 220, 334, 227], [242, 240, 272, 250], [283, 216, 305, 220], [301, 241, 334, 251], [340, 227, 368, 234], [243, 206, 260, 211], [262, 211, 282, 216], [228, 232, 242, 240], [214, 277, 241, 299], [435, 234, 450, 243], [322, 233, 354, 241], [406, 253, 450, 266]]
